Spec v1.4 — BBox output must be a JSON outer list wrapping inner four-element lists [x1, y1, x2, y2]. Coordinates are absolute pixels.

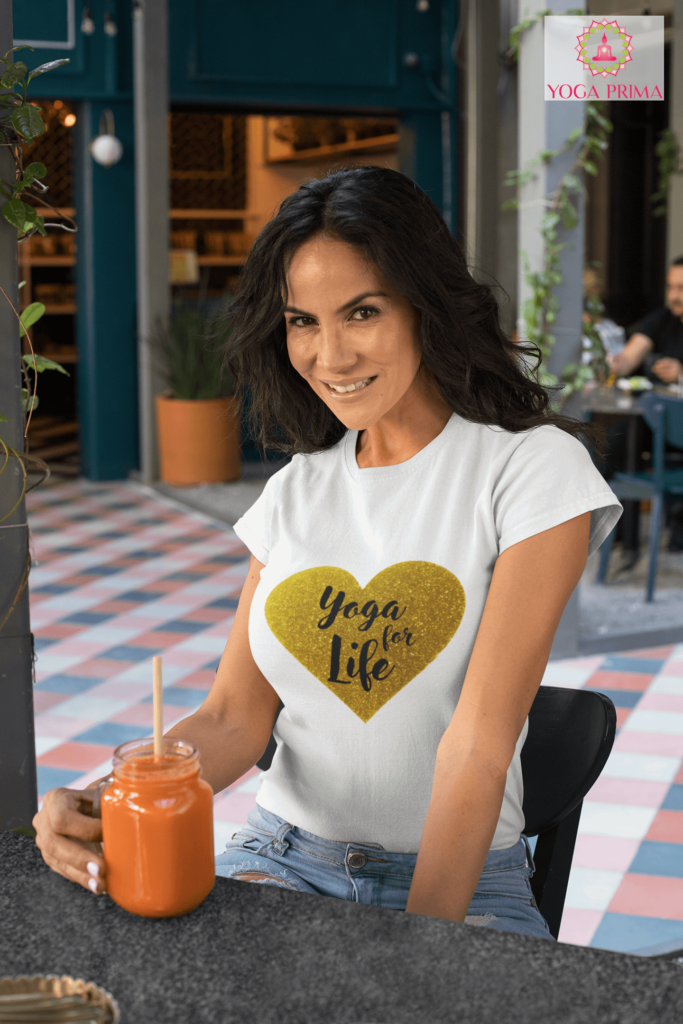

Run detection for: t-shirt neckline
[[344, 413, 457, 481]]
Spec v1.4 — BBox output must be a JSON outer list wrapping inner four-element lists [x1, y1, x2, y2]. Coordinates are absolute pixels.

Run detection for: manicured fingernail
[[88, 877, 98, 894], [87, 861, 100, 877]]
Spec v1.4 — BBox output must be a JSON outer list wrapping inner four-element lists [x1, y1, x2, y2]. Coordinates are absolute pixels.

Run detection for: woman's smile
[[321, 375, 376, 397]]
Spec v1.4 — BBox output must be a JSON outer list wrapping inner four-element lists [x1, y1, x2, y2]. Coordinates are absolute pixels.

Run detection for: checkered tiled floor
[[27, 481, 683, 954]]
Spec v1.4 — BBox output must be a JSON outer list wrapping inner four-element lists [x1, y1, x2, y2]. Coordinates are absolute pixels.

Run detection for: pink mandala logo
[[575, 18, 634, 78]]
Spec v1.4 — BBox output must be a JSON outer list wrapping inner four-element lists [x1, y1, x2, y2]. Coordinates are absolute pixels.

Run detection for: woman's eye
[[350, 307, 379, 321], [288, 316, 315, 328]]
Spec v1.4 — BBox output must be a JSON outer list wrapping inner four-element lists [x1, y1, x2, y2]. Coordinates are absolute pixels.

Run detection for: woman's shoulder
[[454, 416, 587, 461], [263, 437, 348, 491]]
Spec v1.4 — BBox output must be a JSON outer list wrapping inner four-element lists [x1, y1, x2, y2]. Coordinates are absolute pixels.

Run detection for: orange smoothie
[[101, 738, 215, 918]]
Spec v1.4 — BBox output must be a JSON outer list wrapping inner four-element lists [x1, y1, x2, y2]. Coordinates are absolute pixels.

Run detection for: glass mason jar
[[99, 738, 215, 918]]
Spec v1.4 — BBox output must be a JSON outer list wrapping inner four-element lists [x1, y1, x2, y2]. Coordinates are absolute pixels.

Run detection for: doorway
[[168, 108, 400, 463]]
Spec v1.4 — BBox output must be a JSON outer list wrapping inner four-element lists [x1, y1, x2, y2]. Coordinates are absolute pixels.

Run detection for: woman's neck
[[355, 370, 453, 469]]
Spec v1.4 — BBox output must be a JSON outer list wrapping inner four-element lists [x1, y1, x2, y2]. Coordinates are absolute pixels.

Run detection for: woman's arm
[[607, 332, 652, 377], [164, 555, 280, 793], [405, 511, 591, 922], [34, 554, 277, 893]]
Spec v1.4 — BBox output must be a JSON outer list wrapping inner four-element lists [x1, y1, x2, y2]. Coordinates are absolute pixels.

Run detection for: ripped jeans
[[215, 805, 552, 940]]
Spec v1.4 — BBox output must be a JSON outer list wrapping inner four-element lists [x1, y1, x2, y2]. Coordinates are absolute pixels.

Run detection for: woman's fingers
[[42, 787, 103, 843], [33, 787, 106, 894], [38, 831, 107, 893]]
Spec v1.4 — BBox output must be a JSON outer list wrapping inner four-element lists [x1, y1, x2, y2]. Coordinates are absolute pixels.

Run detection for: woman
[[34, 167, 621, 938]]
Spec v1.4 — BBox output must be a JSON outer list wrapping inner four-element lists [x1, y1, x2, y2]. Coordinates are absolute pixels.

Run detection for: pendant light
[[90, 109, 124, 168]]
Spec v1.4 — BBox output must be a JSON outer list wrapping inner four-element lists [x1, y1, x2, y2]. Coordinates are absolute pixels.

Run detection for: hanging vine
[[0, 47, 72, 631], [503, 12, 613, 400]]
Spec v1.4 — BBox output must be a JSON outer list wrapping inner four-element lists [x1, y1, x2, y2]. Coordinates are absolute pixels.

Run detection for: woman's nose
[[315, 322, 358, 373]]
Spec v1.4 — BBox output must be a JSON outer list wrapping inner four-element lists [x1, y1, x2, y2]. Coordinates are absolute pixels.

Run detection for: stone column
[[463, 0, 501, 279], [0, 0, 38, 829], [517, 0, 586, 658], [134, 0, 170, 482], [669, 0, 683, 265]]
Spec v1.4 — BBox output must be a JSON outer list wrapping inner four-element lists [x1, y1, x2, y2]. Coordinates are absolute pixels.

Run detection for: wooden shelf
[[19, 256, 76, 266], [169, 209, 260, 220], [40, 304, 77, 315], [33, 207, 76, 218], [30, 350, 77, 363], [196, 255, 246, 266], [27, 419, 78, 443], [266, 133, 399, 165], [29, 439, 80, 460]]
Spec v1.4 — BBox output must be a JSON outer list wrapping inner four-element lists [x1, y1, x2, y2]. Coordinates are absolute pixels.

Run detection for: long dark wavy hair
[[221, 166, 600, 455]]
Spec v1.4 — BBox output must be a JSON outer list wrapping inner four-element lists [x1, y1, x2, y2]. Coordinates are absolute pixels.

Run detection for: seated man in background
[[606, 255, 683, 553], [608, 255, 683, 384]]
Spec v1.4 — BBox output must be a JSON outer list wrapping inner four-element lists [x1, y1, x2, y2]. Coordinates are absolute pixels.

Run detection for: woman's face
[[285, 234, 423, 431]]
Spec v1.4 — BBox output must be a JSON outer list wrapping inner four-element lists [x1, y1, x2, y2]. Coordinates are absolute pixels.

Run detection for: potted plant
[[154, 302, 240, 485]]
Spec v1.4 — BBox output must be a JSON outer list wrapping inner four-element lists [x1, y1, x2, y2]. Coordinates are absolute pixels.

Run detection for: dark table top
[[2, 832, 683, 1024], [580, 384, 683, 417]]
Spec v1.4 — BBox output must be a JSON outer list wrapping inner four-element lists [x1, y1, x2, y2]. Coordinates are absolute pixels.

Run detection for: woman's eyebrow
[[336, 291, 386, 313], [284, 292, 387, 318]]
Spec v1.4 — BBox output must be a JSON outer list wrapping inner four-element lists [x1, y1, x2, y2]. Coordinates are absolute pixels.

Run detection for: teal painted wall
[[74, 100, 138, 481]]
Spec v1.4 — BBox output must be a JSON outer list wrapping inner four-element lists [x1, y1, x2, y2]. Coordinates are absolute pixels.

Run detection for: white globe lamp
[[90, 109, 123, 168]]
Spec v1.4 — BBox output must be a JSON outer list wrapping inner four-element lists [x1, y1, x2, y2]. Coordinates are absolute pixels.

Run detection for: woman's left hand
[[406, 511, 591, 923]]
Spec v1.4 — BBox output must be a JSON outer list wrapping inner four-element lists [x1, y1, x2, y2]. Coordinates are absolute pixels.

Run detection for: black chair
[[522, 685, 617, 939], [256, 686, 617, 941]]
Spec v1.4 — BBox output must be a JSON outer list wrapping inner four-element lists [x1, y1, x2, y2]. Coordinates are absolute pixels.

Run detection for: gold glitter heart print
[[265, 562, 465, 722]]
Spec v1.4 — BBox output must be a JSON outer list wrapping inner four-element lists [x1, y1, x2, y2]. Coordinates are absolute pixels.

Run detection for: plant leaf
[[21, 388, 39, 412], [24, 161, 47, 180], [562, 173, 581, 190], [18, 302, 46, 336], [11, 103, 45, 142], [28, 58, 70, 81], [22, 352, 69, 375], [2, 197, 28, 229], [0, 412, 7, 422], [0, 62, 27, 88]]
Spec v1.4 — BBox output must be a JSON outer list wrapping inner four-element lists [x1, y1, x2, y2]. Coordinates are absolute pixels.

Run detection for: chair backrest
[[640, 392, 683, 452], [521, 685, 616, 837]]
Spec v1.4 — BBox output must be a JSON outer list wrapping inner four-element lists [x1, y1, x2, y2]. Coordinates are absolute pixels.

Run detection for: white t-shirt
[[233, 414, 621, 853]]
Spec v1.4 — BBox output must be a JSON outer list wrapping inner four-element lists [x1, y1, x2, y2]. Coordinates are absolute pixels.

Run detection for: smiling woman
[[223, 166, 598, 458], [33, 168, 622, 941], [282, 233, 445, 468]]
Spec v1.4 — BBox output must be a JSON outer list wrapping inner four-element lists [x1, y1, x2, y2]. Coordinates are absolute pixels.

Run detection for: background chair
[[597, 392, 683, 602], [522, 685, 617, 939], [258, 686, 617, 941]]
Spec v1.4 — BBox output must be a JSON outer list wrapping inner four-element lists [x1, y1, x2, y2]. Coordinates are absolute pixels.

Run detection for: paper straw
[[153, 655, 163, 758]]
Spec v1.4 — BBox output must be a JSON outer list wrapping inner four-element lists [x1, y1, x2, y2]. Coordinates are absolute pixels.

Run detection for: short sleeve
[[630, 306, 668, 345], [493, 426, 622, 557], [233, 475, 280, 565]]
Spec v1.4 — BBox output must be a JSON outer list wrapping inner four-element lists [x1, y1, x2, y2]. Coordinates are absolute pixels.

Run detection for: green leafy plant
[[503, 12, 613, 400], [21, 352, 69, 415], [651, 128, 682, 217], [561, 265, 610, 395], [0, 47, 72, 239], [505, 7, 583, 64], [153, 302, 235, 401]]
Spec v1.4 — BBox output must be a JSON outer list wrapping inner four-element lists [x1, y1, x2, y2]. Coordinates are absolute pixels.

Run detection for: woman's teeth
[[328, 377, 373, 394]]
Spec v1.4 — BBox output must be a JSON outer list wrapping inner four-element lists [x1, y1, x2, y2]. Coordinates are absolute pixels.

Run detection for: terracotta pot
[[156, 394, 241, 486]]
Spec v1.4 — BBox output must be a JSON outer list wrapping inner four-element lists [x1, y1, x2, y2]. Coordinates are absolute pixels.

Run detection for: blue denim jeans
[[215, 805, 552, 940]]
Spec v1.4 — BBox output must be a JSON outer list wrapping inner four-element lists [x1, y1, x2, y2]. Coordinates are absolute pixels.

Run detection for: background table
[[580, 388, 650, 556], [2, 834, 682, 1023]]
